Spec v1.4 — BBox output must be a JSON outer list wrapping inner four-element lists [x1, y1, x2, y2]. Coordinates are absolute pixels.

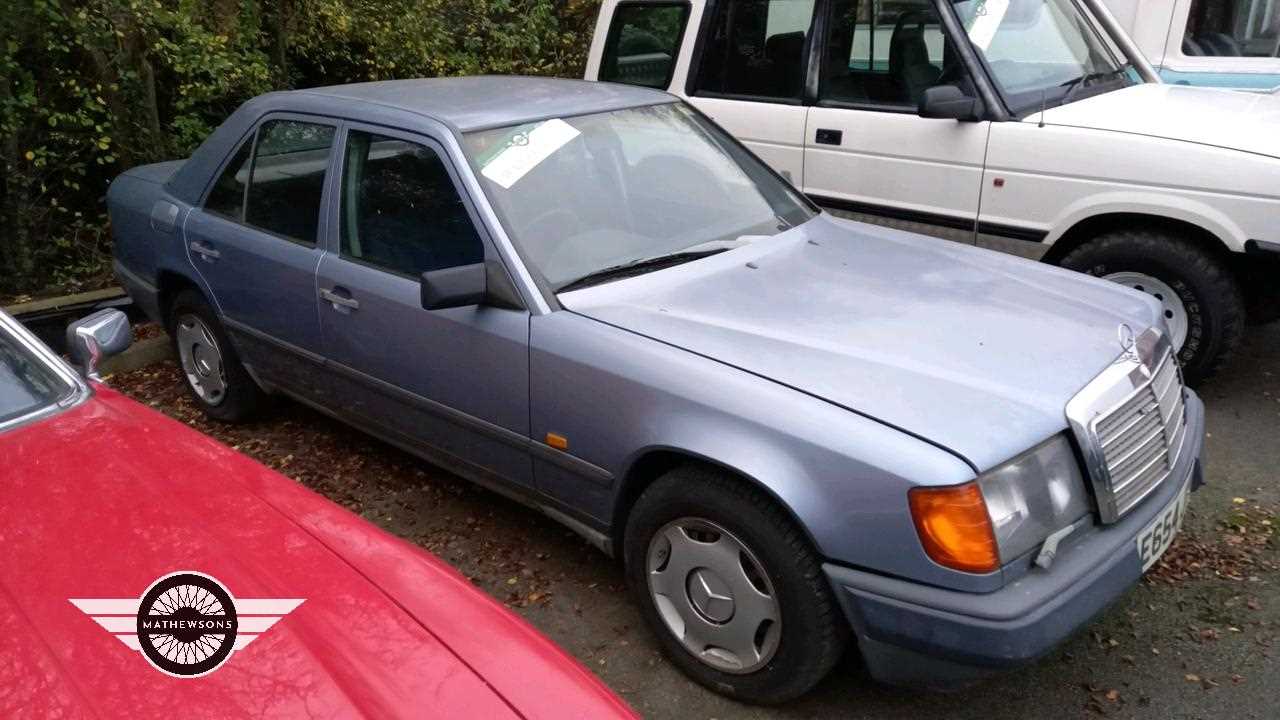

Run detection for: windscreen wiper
[[1059, 66, 1129, 104], [556, 248, 730, 293]]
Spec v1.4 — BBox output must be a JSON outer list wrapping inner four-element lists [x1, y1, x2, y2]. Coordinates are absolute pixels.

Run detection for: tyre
[[1058, 229, 1245, 384], [168, 289, 266, 422], [623, 465, 848, 703]]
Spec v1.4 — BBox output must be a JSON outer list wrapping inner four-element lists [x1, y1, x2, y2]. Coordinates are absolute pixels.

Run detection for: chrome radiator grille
[[1093, 349, 1186, 516], [1066, 328, 1189, 523]]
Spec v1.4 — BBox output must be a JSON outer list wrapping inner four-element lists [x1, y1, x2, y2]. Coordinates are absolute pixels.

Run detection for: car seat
[[889, 11, 942, 105]]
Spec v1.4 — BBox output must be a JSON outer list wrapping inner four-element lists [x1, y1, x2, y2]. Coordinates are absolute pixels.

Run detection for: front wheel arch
[[610, 448, 822, 566], [1043, 212, 1235, 268]]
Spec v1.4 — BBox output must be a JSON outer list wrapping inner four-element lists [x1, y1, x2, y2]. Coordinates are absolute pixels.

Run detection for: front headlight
[[977, 433, 1091, 563], [910, 434, 1091, 573]]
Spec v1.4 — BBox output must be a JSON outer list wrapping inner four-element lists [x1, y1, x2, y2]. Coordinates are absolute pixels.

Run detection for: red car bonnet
[[0, 386, 634, 720]]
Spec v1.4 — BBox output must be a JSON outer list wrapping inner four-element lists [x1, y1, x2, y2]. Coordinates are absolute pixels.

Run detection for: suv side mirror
[[421, 263, 487, 310], [918, 85, 984, 121], [66, 309, 132, 379]]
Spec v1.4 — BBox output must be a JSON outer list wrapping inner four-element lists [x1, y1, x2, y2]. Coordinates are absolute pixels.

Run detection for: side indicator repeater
[[545, 432, 569, 451]]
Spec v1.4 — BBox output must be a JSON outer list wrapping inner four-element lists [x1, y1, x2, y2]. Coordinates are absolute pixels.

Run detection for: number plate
[[1137, 481, 1190, 571]]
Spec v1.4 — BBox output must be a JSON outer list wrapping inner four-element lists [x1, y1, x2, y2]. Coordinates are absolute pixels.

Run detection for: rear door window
[[244, 119, 336, 245], [600, 2, 692, 89], [694, 0, 818, 101]]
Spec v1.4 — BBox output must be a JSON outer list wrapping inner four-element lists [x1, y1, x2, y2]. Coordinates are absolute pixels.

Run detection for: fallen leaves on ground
[[1147, 501, 1277, 584]]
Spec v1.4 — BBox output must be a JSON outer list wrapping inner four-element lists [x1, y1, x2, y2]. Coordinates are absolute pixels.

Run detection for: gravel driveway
[[112, 324, 1279, 719]]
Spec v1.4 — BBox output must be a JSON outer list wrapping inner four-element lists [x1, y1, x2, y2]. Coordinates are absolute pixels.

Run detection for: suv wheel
[[168, 289, 265, 422], [1059, 229, 1245, 383], [624, 466, 847, 703]]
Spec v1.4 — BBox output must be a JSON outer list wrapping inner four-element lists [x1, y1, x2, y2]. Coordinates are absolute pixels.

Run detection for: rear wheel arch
[[611, 448, 823, 563], [155, 270, 207, 331]]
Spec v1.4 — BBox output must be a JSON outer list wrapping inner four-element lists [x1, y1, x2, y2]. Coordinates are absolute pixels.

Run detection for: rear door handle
[[320, 287, 360, 312], [189, 241, 220, 261], [815, 128, 843, 146]]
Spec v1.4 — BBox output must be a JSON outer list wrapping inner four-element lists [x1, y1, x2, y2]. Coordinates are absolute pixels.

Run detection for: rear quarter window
[[600, 2, 692, 89]]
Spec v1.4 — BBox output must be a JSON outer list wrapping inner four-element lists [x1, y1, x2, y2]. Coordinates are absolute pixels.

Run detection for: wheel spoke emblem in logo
[[71, 572, 303, 677]]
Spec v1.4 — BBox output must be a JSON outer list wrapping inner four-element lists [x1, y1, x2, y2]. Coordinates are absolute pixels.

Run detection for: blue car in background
[[108, 76, 1205, 703]]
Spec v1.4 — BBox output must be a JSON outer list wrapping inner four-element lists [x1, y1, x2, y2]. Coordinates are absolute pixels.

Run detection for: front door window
[[339, 131, 484, 277]]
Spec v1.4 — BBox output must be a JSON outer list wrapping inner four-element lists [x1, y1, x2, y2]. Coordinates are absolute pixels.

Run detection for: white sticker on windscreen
[[481, 119, 581, 189], [965, 0, 1010, 51]]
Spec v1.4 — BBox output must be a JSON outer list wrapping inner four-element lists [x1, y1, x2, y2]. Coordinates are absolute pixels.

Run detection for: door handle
[[815, 128, 843, 146], [320, 287, 360, 311], [189, 241, 220, 262]]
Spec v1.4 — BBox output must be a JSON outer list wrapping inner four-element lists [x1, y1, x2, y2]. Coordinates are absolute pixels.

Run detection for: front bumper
[[826, 390, 1206, 690]]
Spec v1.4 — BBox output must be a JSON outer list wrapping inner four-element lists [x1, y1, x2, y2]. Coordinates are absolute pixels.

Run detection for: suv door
[[683, 0, 819, 183], [803, 0, 988, 243], [316, 124, 533, 489], [184, 115, 336, 398]]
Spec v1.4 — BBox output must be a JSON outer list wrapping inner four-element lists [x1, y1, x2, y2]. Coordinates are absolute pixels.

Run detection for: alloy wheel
[[175, 314, 228, 406], [646, 517, 781, 673]]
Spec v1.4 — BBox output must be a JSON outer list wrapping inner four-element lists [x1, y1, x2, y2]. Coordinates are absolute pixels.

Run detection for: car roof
[[297, 76, 676, 132]]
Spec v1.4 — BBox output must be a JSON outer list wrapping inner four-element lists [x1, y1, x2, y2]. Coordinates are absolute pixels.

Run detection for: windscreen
[[464, 103, 815, 290]]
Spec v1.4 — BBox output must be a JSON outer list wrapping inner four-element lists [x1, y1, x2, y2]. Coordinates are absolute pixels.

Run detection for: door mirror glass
[[918, 84, 983, 120], [421, 263, 487, 310], [66, 309, 131, 379]]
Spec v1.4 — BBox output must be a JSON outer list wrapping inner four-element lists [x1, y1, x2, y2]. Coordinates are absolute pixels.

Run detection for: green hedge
[[0, 0, 600, 299]]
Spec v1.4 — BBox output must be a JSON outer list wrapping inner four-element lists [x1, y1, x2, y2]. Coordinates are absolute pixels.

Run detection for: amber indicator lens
[[908, 482, 1000, 573]]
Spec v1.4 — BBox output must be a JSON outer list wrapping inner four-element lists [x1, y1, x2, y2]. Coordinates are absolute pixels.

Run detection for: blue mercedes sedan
[[108, 76, 1204, 703]]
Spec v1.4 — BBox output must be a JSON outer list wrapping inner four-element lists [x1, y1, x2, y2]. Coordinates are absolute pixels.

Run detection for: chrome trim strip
[[222, 316, 326, 366], [271, 381, 615, 554], [326, 358, 615, 488]]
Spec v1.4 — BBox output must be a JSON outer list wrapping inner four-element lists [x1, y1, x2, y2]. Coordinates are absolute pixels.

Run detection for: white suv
[[585, 0, 1280, 381]]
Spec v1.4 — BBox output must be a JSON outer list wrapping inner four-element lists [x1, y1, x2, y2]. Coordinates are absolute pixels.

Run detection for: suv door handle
[[320, 287, 360, 311], [189, 241, 220, 261], [814, 128, 843, 146]]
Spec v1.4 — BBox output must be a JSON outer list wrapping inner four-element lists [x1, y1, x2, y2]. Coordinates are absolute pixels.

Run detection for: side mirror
[[918, 85, 984, 121], [421, 263, 487, 310], [66, 309, 132, 379]]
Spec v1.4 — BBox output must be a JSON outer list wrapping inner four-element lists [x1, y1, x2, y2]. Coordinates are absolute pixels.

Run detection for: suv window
[[205, 137, 252, 219], [695, 0, 817, 101], [822, 0, 961, 107], [244, 119, 335, 245], [600, 2, 691, 88], [1182, 0, 1279, 57], [339, 130, 484, 277]]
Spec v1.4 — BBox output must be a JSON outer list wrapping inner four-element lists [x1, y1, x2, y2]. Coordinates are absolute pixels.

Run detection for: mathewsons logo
[[70, 571, 303, 677]]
